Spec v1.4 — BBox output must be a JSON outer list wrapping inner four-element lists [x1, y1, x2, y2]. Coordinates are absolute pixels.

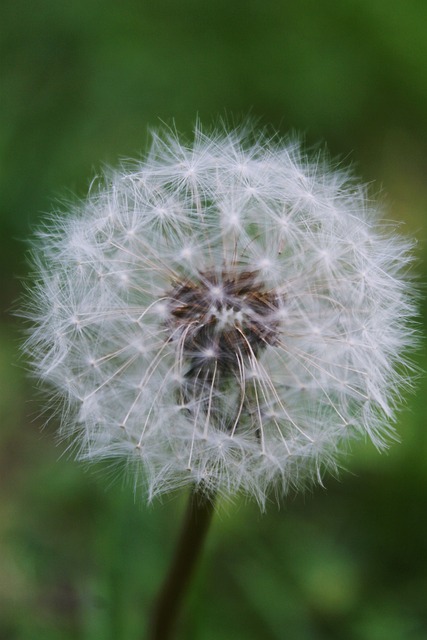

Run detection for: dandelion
[[23, 124, 415, 504], [22, 123, 416, 638]]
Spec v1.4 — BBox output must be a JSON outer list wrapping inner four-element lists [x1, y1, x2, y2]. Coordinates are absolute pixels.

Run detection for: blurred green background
[[1, 1, 426, 638]]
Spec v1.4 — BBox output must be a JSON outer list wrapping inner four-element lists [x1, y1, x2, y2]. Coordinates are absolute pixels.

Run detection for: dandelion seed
[[22, 124, 416, 509]]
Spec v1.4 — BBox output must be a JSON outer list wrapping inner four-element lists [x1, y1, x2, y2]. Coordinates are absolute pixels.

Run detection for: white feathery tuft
[[21, 124, 417, 509]]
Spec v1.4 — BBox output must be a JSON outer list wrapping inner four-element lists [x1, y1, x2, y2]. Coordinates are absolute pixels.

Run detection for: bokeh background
[[1, 1, 427, 638]]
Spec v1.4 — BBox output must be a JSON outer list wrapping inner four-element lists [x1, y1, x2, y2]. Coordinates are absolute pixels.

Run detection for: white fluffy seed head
[[21, 124, 417, 509]]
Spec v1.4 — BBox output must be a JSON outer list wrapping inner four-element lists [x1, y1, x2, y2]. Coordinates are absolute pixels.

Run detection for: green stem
[[147, 487, 216, 640]]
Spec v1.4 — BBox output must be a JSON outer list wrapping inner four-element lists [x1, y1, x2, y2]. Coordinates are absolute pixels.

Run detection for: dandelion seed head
[[22, 124, 417, 509]]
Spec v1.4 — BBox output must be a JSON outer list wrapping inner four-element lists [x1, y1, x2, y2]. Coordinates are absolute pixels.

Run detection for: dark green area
[[1, 1, 426, 638]]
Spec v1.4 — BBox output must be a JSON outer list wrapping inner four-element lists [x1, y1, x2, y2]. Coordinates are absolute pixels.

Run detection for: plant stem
[[147, 486, 216, 640]]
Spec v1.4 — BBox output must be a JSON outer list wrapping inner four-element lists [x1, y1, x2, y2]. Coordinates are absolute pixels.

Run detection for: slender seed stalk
[[148, 487, 216, 640]]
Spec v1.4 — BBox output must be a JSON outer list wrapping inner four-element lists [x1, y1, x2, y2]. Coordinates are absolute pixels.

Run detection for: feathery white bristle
[[22, 124, 417, 509]]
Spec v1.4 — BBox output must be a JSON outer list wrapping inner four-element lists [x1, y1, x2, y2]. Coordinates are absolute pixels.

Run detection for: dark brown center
[[167, 270, 280, 379]]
